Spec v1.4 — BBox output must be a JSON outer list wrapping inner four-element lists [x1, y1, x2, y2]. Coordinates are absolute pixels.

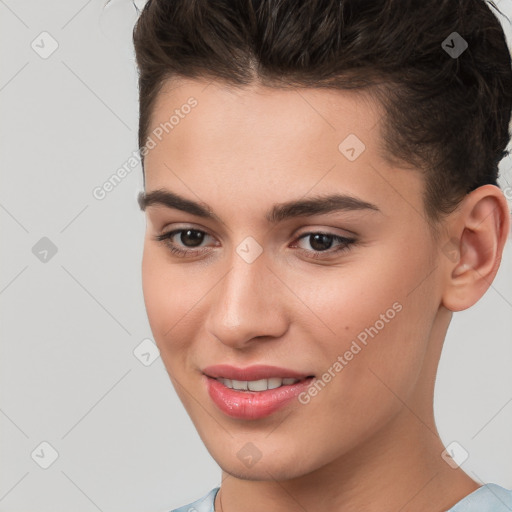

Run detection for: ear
[[440, 184, 510, 312]]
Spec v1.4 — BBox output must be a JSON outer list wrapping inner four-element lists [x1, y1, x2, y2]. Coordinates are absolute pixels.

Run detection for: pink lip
[[202, 364, 312, 381], [203, 374, 315, 420]]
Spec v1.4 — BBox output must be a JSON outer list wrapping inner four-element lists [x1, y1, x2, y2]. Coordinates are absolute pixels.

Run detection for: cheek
[[304, 244, 437, 398], [141, 246, 189, 351], [141, 244, 213, 362], [142, 247, 166, 332]]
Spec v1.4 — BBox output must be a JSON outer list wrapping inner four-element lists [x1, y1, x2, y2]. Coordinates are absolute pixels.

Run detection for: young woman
[[132, 0, 512, 510]]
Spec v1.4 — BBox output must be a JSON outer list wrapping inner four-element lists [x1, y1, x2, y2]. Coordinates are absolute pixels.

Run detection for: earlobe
[[440, 185, 510, 312]]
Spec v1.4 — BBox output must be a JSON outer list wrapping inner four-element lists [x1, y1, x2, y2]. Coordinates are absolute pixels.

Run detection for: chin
[[205, 436, 319, 482], [218, 457, 310, 482]]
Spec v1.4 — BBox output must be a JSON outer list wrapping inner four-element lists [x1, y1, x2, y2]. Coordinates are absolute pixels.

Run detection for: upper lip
[[202, 364, 313, 381]]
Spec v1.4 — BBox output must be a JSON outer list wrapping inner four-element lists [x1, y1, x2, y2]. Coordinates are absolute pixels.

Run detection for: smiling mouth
[[212, 376, 314, 392], [204, 374, 316, 419]]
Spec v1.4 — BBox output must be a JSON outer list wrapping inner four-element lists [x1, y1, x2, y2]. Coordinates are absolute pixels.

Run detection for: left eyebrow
[[137, 188, 382, 223]]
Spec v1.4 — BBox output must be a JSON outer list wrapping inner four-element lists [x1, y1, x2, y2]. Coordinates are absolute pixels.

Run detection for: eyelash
[[154, 228, 356, 260]]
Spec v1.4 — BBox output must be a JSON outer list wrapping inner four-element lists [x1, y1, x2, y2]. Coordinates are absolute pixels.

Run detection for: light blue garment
[[170, 483, 512, 512], [446, 483, 512, 511], [171, 486, 219, 512]]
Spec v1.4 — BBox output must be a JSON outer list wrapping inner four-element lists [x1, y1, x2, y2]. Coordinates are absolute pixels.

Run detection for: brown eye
[[307, 233, 336, 251], [154, 228, 214, 257], [294, 232, 356, 260], [176, 229, 206, 247]]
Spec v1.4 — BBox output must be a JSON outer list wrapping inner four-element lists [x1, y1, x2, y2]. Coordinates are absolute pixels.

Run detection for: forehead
[[148, 78, 382, 152], [143, 78, 425, 224]]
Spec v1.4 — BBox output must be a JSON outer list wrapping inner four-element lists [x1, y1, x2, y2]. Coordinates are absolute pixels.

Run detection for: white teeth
[[267, 377, 283, 390], [231, 379, 247, 390], [247, 379, 268, 391], [216, 377, 301, 391]]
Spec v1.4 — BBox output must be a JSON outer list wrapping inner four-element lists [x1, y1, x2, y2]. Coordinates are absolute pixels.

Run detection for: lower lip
[[204, 375, 315, 420]]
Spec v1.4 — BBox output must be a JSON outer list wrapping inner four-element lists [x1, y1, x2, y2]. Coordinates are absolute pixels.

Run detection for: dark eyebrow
[[137, 188, 381, 223]]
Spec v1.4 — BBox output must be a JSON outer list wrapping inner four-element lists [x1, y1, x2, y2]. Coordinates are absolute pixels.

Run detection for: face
[[139, 78, 445, 480]]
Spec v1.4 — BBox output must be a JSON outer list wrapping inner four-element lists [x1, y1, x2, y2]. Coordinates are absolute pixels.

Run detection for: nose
[[204, 250, 289, 349]]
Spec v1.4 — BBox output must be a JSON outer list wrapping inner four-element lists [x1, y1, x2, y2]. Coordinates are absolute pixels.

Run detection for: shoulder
[[168, 487, 220, 512], [447, 483, 512, 512]]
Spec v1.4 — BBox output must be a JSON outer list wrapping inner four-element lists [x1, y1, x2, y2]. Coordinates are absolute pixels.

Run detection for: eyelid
[[293, 224, 358, 238], [157, 227, 217, 247]]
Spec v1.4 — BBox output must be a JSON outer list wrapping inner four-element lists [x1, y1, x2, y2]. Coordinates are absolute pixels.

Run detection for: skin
[[139, 77, 510, 512]]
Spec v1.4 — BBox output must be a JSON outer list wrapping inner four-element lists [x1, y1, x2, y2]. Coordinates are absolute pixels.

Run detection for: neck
[[216, 414, 479, 512]]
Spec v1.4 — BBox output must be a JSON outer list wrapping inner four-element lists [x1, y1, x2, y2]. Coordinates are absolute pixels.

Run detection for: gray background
[[1, 1, 511, 510]]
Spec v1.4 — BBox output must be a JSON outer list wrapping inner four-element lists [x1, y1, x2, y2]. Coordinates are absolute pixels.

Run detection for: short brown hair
[[132, 0, 512, 232]]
